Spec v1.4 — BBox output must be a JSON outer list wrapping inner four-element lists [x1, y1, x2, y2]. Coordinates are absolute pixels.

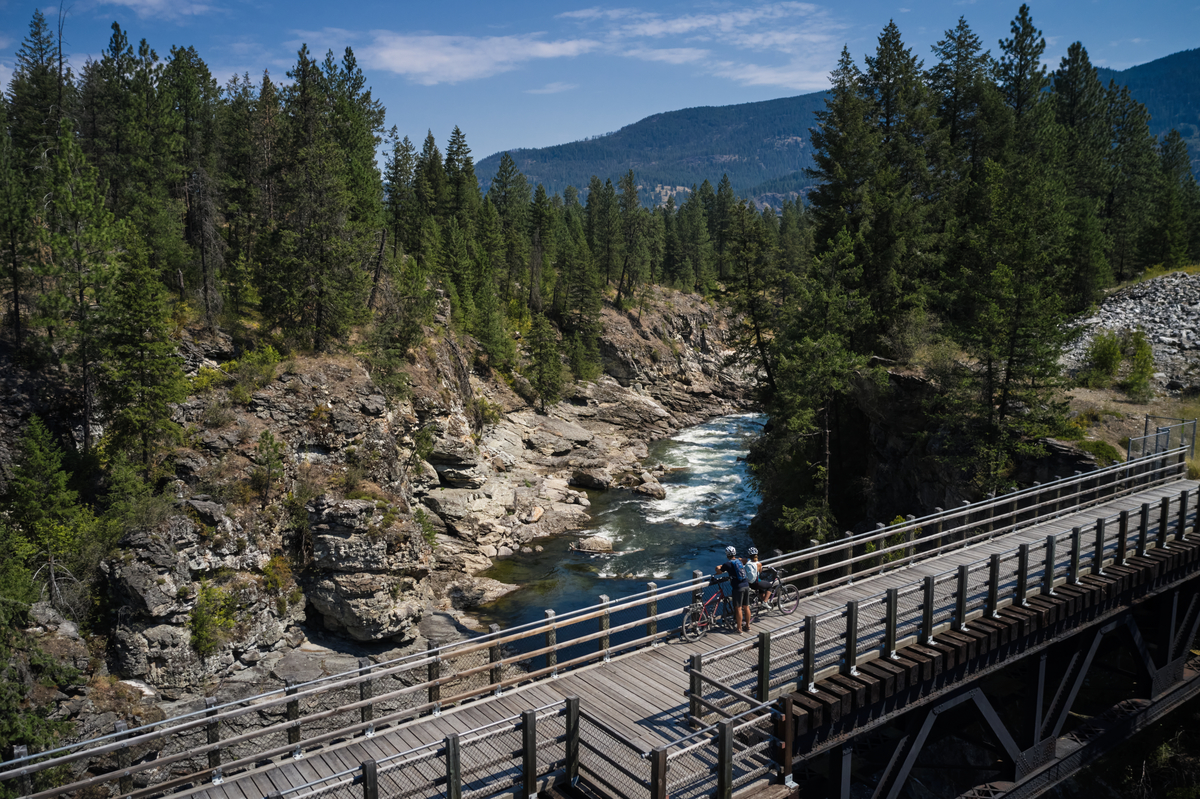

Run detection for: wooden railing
[[0, 443, 1189, 799], [690, 445, 1195, 723]]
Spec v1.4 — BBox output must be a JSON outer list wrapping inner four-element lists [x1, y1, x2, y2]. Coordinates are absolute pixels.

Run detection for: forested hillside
[[477, 45, 1200, 205], [475, 92, 829, 201]]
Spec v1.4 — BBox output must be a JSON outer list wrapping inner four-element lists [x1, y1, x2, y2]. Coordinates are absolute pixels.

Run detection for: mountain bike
[[751, 564, 800, 616], [680, 576, 735, 641]]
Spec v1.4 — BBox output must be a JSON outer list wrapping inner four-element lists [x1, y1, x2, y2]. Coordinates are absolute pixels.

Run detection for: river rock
[[576, 536, 613, 552]]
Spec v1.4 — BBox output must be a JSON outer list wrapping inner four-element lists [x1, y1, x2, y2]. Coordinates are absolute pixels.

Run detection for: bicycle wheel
[[681, 608, 705, 641], [773, 582, 801, 615]]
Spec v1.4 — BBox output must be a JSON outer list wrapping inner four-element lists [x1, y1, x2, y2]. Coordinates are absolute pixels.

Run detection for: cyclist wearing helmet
[[717, 546, 751, 633], [745, 547, 771, 604]]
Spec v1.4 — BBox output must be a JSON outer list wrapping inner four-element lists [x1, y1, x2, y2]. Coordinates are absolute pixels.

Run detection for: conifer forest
[[1, 2, 1200, 771]]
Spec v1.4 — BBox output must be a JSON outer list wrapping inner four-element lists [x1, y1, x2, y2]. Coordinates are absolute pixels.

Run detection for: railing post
[[987, 554, 1000, 618], [1093, 519, 1106, 575], [1053, 476, 1063, 516], [522, 709, 537, 798], [691, 571, 704, 606], [885, 587, 899, 657], [874, 522, 886, 568], [647, 582, 658, 643], [689, 653, 703, 722], [922, 575, 935, 644], [115, 720, 132, 794], [1017, 544, 1030, 607], [1030, 484, 1041, 525], [803, 616, 816, 691], [490, 624, 503, 695], [778, 696, 796, 788], [758, 630, 772, 702], [1139, 503, 1151, 556], [844, 601, 859, 675], [545, 610, 557, 676], [954, 565, 968, 631], [445, 733, 462, 799], [286, 680, 301, 754], [960, 500, 972, 542], [11, 746, 31, 797], [1177, 490, 1190, 542], [426, 643, 440, 715], [565, 696, 580, 783], [360, 759, 378, 799], [803, 540, 818, 589], [650, 746, 669, 799], [986, 493, 997, 535], [905, 515, 916, 559], [1069, 527, 1082, 584], [841, 532, 854, 580], [933, 509, 944, 549], [1119, 509, 1130, 565], [599, 594, 611, 658], [1043, 535, 1057, 596], [205, 697, 221, 777], [359, 657, 375, 734], [717, 719, 734, 799], [1159, 496, 1171, 550]]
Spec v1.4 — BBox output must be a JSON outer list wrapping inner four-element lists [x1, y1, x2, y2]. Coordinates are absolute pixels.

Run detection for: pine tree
[[40, 132, 120, 453], [487, 153, 530, 306], [585, 176, 621, 286], [414, 131, 448, 222], [217, 72, 260, 314], [0, 103, 31, 353], [259, 44, 368, 349], [444, 126, 481, 226], [614, 170, 647, 307], [527, 313, 563, 413], [383, 129, 418, 258], [1105, 83, 1158, 279], [6, 10, 71, 163], [98, 233, 188, 476]]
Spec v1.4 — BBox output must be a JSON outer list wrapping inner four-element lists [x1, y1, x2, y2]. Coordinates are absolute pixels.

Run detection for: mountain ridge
[[476, 47, 1200, 203]]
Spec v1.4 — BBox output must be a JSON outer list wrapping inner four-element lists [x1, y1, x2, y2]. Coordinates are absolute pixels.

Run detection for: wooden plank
[[857, 661, 895, 698]]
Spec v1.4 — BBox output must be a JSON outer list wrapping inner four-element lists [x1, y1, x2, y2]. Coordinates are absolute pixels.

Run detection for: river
[[474, 412, 765, 632]]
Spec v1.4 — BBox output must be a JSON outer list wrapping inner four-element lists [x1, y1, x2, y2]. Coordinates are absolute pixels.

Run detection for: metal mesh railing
[[767, 621, 806, 695], [578, 714, 649, 799], [964, 562, 990, 617], [856, 593, 889, 657], [813, 609, 846, 672], [376, 740, 446, 799], [1128, 419, 1196, 460], [933, 572, 957, 629], [461, 724, 522, 799], [730, 712, 776, 791], [895, 583, 924, 645]]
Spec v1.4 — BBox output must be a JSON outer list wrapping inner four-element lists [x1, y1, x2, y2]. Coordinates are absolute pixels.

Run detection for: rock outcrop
[[1063, 271, 1200, 393], [91, 287, 753, 698]]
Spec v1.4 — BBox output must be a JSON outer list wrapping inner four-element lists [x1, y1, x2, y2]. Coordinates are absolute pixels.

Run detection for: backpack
[[728, 557, 747, 584], [745, 560, 759, 585]]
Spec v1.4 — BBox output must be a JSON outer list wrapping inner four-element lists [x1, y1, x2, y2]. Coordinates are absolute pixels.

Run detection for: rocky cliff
[[89, 287, 753, 700]]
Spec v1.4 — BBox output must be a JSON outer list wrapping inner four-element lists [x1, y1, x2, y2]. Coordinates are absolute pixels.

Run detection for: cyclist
[[717, 546, 751, 633], [745, 547, 772, 605]]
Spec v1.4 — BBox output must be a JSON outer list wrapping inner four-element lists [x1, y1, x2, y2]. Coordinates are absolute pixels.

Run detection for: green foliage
[[225, 345, 281, 391], [414, 508, 438, 547], [189, 581, 237, 658], [526, 313, 563, 413], [1077, 439, 1122, 466], [1122, 328, 1155, 401], [1080, 329, 1123, 387], [261, 555, 293, 593]]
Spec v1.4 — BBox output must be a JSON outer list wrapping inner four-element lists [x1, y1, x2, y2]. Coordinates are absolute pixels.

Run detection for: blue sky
[[1, 0, 1197, 162]]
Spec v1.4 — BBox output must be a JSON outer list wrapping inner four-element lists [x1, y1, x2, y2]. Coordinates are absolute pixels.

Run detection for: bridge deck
[[185, 480, 1196, 799]]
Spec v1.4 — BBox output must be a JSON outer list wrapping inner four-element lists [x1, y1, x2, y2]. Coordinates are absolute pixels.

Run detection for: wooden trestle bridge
[[6, 421, 1200, 799]]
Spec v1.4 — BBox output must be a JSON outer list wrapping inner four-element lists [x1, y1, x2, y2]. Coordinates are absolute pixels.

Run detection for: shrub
[[1080, 329, 1122, 388], [1121, 329, 1155, 402], [201, 399, 235, 429], [227, 345, 282, 390], [1077, 439, 1122, 467], [414, 508, 438, 547], [192, 366, 228, 393], [262, 555, 293, 593], [189, 582, 236, 657]]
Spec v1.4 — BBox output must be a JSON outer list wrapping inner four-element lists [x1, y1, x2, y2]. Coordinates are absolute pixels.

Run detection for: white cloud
[[557, 2, 848, 90], [0, 62, 12, 94], [364, 32, 599, 84], [100, 0, 217, 19], [711, 59, 833, 92], [623, 47, 709, 64], [526, 81, 578, 94]]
